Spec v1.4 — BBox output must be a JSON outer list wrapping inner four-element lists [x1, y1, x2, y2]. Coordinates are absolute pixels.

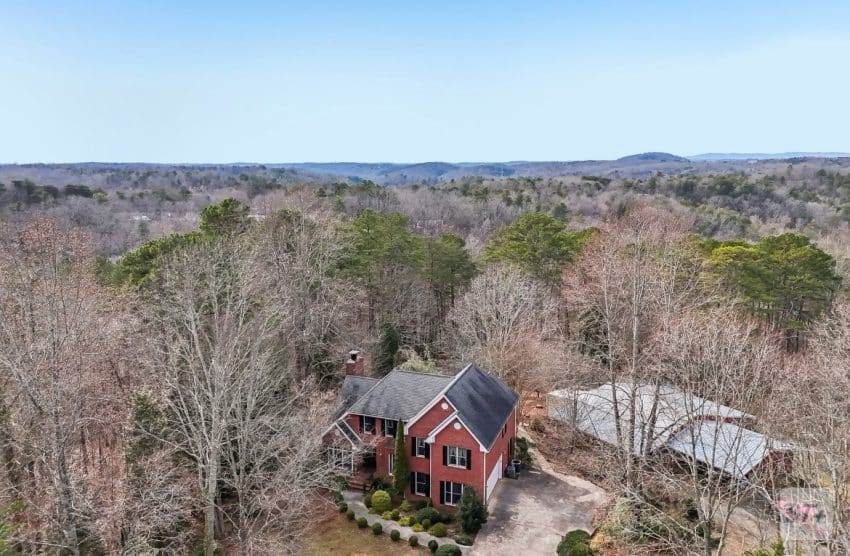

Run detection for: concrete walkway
[[342, 491, 468, 553]]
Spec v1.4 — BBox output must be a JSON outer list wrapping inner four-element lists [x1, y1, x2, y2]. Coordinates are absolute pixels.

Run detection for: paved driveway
[[470, 468, 606, 555]]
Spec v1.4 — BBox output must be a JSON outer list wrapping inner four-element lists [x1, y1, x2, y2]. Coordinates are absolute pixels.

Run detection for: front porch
[[347, 449, 377, 491], [327, 442, 377, 491]]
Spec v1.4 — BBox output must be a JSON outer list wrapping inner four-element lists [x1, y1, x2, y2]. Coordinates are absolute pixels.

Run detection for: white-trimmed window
[[327, 446, 350, 469], [447, 445, 467, 468], [444, 481, 464, 506], [388, 453, 394, 476], [416, 437, 429, 458], [359, 415, 376, 434], [414, 472, 429, 496], [384, 419, 396, 438]]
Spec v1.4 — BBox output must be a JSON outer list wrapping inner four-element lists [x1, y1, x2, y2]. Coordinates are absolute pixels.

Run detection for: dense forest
[[0, 160, 849, 554]]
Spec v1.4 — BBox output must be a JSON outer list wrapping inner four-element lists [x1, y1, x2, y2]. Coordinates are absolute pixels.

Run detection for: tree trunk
[[204, 454, 220, 556]]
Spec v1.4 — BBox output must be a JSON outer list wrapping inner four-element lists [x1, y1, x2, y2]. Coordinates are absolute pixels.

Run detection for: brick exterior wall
[[429, 416, 485, 511], [341, 396, 518, 511], [482, 406, 517, 500]]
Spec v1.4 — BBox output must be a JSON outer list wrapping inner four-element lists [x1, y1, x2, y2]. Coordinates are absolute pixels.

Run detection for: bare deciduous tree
[[446, 264, 563, 391], [773, 301, 850, 553], [0, 217, 135, 553], [149, 239, 335, 555], [562, 206, 697, 489]]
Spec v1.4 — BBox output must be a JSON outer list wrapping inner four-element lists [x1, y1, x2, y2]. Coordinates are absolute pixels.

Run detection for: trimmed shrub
[[435, 545, 463, 556], [346, 509, 355, 521], [390, 529, 401, 542], [411, 523, 424, 532], [372, 522, 383, 535], [454, 533, 474, 546], [409, 535, 419, 547], [408, 515, 418, 525], [399, 499, 412, 512], [428, 523, 448, 537], [428, 539, 439, 553], [338, 502, 348, 513], [356, 517, 368, 529], [368, 506, 379, 515], [398, 517, 411, 527], [371, 490, 392, 513], [391, 509, 400, 521], [421, 518, 432, 530], [381, 510, 393, 520], [557, 530, 592, 556], [416, 506, 441, 524], [363, 492, 373, 509]]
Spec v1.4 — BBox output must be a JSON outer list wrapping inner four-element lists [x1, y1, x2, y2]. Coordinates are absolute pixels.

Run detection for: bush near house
[[457, 486, 487, 534], [435, 544, 463, 556], [409, 535, 419, 547], [371, 490, 392, 513], [416, 506, 441, 524], [364, 492, 373, 508], [346, 509, 355, 521], [428, 539, 439, 553], [399, 516, 411, 526], [356, 517, 368, 529], [421, 519, 432, 529], [391, 509, 400, 520], [381, 510, 393, 520], [412, 523, 424, 532], [372, 522, 383, 535], [454, 533, 474, 546], [390, 529, 401, 542], [428, 523, 448, 537]]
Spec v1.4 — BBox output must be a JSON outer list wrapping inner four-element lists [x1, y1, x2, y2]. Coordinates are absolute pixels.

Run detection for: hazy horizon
[[3, 1, 850, 163]]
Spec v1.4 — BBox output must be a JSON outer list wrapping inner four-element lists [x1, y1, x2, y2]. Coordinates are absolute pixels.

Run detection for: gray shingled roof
[[333, 375, 380, 420], [445, 364, 520, 449], [345, 370, 453, 421]]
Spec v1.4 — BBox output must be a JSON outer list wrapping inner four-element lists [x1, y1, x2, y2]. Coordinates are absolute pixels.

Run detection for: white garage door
[[486, 455, 502, 502]]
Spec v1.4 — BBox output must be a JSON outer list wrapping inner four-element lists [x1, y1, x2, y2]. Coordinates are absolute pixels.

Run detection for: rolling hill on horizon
[[3, 152, 848, 187]]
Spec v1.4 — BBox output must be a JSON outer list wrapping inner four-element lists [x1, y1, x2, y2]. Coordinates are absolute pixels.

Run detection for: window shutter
[[411, 437, 417, 456], [424, 442, 430, 459], [466, 449, 472, 470], [439, 481, 445, 505], [442, 446, 448, 466], [425, 474, 430, 496], [358, 415, 364, 433]]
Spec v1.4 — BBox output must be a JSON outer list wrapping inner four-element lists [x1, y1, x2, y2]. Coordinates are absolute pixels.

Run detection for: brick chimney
[[344, 350, 365, 376]]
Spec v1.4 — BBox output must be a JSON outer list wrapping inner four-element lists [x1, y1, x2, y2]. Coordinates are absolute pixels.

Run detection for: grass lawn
[[305, 509, 426, 555]]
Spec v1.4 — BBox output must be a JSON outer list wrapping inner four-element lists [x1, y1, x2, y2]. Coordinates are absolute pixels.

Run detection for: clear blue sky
[[2, 0, 849, 163]]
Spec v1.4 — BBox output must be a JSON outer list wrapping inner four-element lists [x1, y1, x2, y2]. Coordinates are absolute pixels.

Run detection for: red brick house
[[323, 352, 519, 511]]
